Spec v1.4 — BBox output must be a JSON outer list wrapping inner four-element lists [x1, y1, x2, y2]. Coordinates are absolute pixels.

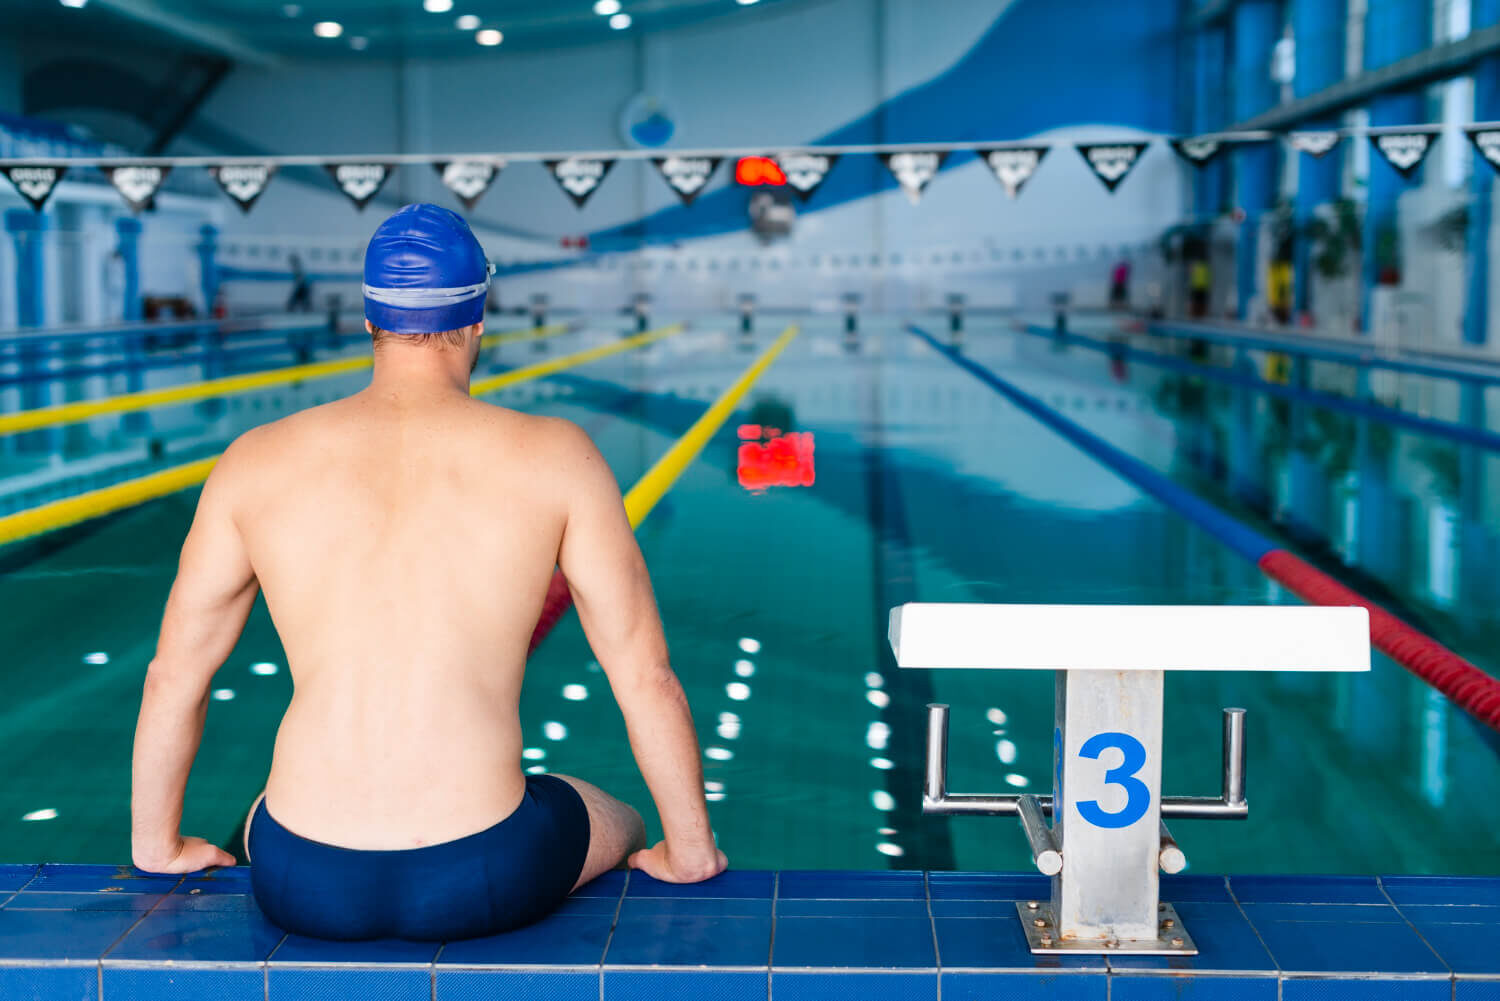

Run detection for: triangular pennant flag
[[880, 150, 947, 204], [1369, 132, 1433, 179], [434, 159, 504, 211], [546, 157, 614, 208], [324, 162, 393, 211], [209, 163, 276, 214], [1288, 131, 1341, 157], [103, 164, 171, 213], [1076, 143, 1148, 192], [1, 165, 66, 212], [1466, 127, 1500, 174], [978, 146, 1048, 198], [775, 152, 837, 201], [652, 155, 721, 205], [1170, 137, 1223, 166]]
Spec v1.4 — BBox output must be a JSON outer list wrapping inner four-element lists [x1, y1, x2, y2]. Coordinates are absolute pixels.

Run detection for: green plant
[[1302, 198, 1362, 280], [1426, 204, 1469, 252]]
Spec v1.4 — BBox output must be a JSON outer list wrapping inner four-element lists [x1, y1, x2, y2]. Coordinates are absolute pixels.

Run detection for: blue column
[[1192, 24, 1229, 218], [1233, 0, 1281, 320], [1291, 0, 1346, 316], [6, 208, 46, 329], [115, 217, 142, 324], [1465, 0, 1500, 345], [196, 224, 218, 316], [1361, 0, 1429, 331]]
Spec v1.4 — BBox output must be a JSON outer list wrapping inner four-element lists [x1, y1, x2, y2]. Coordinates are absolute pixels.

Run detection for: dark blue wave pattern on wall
[[586, 0, 1181, 251]]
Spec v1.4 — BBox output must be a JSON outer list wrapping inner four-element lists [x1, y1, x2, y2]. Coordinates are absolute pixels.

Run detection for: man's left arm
[[131, 446, 260, 873]]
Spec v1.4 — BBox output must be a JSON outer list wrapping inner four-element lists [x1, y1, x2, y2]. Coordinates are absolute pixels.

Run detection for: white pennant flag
[[546, 157, 614, 208], [1, 165, 66, 211], [1467, 127, 1500, 174], [435, 159, 504, 211], [1370, 132, 1433, 179], [209, 163, 276, 213], [1288, 131, 1341, 157], [978, 147, 1048, 199], [1170, 137, 1222, 165], [325, 163, 393, 210], [1076, 143, 1148, 192], [652, 156, 720, 205], [775, 152, 837, 201], [880, 151, 947, 204], [104, 165, 171, 213]]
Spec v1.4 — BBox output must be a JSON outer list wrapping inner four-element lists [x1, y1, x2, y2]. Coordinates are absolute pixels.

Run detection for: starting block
[[889, 603, 1370, 955]]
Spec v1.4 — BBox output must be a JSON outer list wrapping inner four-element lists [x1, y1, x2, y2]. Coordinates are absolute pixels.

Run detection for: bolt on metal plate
[[1016, 901, 1199, 956]]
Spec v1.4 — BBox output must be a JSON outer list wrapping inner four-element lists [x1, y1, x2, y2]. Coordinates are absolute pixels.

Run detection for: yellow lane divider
[[624, 324, 799, 529], [0, 322, 574, 438], [0, 323, 686, 547], [481, 322, 570, 348]]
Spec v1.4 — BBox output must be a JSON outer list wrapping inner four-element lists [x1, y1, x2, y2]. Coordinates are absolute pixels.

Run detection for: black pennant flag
[[325, 163, 393, 211], [103, 165, 171, 213], [652, 155, 720, 205], [1, 165, 66, 211], [1076, 143, 1148, 192], [880, 150, 947, 204], [1170, 137, 1223, 166], [1370, 132, 1434, 179], [209, 163, 276, 214], [435, 159, 503, 211], [546, 157, 614, 208], [1288, 131, 1341, 158], [978, 146, 1048, 199], [1467, 127, 1500, 174], [775, 152, 837, 201]]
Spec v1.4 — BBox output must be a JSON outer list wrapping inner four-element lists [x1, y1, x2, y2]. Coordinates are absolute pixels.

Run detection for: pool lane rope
[[527, 324, 802, 655], [0, 322, 574, 438], [0, 323, 685, 548], [908, 324, 1500, 732]]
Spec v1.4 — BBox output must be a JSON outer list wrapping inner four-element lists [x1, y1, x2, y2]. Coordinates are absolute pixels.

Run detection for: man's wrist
[[131, 834, 183, 870]]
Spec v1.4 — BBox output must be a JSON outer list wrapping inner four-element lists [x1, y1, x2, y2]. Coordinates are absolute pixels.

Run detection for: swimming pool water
[[1, 316, 1497, 875]]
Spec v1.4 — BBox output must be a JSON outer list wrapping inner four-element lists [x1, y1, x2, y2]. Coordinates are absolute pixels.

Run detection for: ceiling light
[[593, 0, 621, 13], [83, 652, 109, 665], [738, 637, 760, 654], [349, 35, 368, 50], [59, 0, 88, 8], [212, 689, 236, 701], [282, 3, 301, 15], [250, 662, 279, 676], [455, 14, 480, 29], [22, 809, 59, 821], [476, 28, 503, 45], [313, 20, 343, 37], [423, 0, 453, 11], [737, 0, 761, 5], [609, 12, 631, 28], [562, 683, 588, 700], [543, 721, 567, 740]]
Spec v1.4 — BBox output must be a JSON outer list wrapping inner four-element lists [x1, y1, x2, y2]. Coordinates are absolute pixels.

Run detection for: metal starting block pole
[[890, 603, 1370, 956]]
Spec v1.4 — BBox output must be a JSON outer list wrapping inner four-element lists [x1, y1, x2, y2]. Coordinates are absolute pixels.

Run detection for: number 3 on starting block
[[1075, 732, 1150, 829]]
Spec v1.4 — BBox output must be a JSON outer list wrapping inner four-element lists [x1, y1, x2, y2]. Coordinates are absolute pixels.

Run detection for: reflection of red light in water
[[738, 428, 815, 492]]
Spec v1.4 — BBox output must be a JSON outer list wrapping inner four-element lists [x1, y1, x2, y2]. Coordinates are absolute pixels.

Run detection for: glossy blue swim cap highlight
[[363, 203, 491, 334]]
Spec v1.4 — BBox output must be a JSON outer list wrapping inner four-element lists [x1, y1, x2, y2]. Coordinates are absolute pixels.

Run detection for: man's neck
[[367, 346, 472, 402]]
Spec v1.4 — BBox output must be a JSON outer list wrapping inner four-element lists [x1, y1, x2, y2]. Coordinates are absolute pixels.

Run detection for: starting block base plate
[[1016, 901, 1199, 956]]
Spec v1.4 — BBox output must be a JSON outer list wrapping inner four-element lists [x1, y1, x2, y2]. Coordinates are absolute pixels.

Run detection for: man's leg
[[552, 775, 646, 891]]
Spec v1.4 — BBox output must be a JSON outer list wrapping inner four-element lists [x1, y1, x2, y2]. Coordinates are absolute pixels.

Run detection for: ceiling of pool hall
[[1, 0, 819, 62]]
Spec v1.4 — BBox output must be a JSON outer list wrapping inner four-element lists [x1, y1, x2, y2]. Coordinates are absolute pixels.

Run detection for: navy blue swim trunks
[[248, 774, 590, 941]]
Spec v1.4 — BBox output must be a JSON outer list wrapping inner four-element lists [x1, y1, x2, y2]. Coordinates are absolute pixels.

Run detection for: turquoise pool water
[[0, 315, 1497, 874]]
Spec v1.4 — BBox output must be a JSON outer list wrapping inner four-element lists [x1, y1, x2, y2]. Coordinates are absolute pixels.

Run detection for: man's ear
[[365, 319, 376, 335]]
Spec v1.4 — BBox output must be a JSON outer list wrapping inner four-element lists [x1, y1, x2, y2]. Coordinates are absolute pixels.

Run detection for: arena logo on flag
[[1370, 132, 1433, 179], [979, 147, 1048, 199], [1467, 128, 1500, 172], [881, 150, 947, 204], [546, 157, 614, 208], [775, 152, 837, 201], [326, 163, 392, 210], [1076, 143, 1148, 192], [435, 159, 503, 211], [653, 156, 720, 205], [104, 165, 171, 213], [1170, 137, 1222, 165], [1, 165, 66, 211], [1289, 131, 1340, 157], [209, 163, 276, 213]]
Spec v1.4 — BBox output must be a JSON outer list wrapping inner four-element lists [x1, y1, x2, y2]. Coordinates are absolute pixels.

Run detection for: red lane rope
[[1259, 549, 1500, 730], [528, 569, 574, 656]]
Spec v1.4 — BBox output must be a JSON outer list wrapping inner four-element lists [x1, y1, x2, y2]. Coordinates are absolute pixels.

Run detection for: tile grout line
[[1224, 875, 1282, 1001], [598, 870, 629, 1001], [1375, 875, 1456, 991], [768, 870, 779, 1001], [96, 872, 188, 1001], [925, 870, 940, 1001]]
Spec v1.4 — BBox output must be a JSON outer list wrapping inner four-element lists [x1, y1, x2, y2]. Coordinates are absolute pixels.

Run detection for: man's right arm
[[553, 422, 725, 883]]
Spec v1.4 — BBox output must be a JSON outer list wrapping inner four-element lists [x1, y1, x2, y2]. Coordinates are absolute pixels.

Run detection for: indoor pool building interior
[[0, 0, 1499, 998]]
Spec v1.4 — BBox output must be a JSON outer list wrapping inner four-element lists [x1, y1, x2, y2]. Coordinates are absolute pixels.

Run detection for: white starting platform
[[889, 603, 1371, 956]]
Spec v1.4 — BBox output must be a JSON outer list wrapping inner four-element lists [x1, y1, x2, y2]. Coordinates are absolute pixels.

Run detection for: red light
[[735, 156, 787, 187], [737, 424, 762, 439], [738, 429, 815, 492]]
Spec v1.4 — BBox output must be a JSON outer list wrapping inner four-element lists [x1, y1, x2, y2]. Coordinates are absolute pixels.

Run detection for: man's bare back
[[130, 205, 724, 941]]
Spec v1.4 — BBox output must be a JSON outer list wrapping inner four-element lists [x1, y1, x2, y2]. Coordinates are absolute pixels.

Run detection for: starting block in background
[[889, 603, 1370, 956]]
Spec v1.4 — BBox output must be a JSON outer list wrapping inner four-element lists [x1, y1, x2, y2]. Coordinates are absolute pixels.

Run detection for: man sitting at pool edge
[[129, 203, 726, 940]]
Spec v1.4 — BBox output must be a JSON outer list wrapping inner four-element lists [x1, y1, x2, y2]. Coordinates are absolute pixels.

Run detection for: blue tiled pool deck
[[0, 864, 1496, 1000]]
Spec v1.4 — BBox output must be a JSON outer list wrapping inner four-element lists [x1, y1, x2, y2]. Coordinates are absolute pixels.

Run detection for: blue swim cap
[[363, 203, 492, 334]]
